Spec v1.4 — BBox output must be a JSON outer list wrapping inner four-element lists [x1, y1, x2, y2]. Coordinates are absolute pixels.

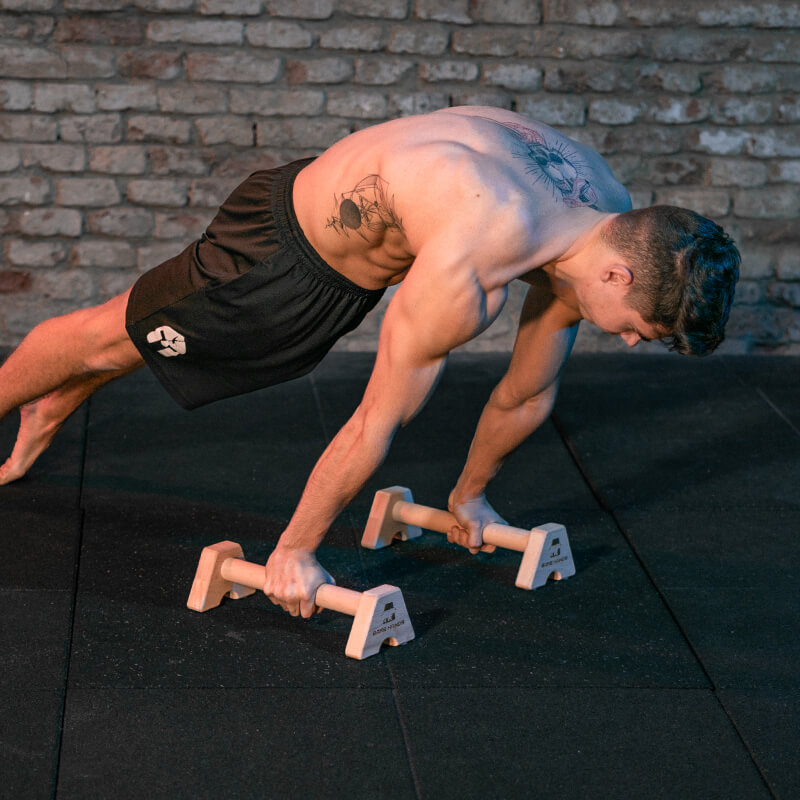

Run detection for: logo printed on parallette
[[146, 325, 186, 357]]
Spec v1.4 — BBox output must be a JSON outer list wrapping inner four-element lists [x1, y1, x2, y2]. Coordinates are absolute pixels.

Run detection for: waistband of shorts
[[272, 158, 386, 300]]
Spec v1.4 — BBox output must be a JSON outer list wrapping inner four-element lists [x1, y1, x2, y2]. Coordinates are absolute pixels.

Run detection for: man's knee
[[79, 291, 142, 373]]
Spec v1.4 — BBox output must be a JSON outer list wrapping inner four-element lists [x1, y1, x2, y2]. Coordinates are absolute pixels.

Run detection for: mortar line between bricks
[[550, 409, 777, 798]]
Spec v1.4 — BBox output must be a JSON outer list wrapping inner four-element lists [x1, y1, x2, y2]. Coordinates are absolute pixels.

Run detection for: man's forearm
[[276, 408, 395, 552], [452, 383, 556, 501]]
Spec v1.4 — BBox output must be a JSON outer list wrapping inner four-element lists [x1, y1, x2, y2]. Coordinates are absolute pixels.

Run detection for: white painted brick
[[20, 208, 83, 237]]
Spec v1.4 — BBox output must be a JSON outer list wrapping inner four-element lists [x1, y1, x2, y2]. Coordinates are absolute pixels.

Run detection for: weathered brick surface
[[0, 2, 797, 354]]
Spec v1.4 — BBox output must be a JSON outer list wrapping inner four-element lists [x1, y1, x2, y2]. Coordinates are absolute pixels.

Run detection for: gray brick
[[473, 0, 541, 24], [189, 178, 241, 208], [737, 242, 779, 280], [36, 269, 94, 302], [7, 239, 65, 268], [545, 64, 633, 93], [710, 159, 769, 188], [652, 31, 753, 63], [147, 20, 243, 45], [127, 179, 189, 207], [155, 210, 210, 239], [608, 126, 682, 155], [96, 84, 159, 112], [231, 88, 325, 115], [698, 3, 800, 28], [767, 282, 800, 308], [71, 240, 137, 269], [158, 86, 227, 114], [286, 57, 353, 84], [692, 128, 750, 156], [452, 90, 510, 108], [62, 47, 116, 80], [0, 81, 32, 110], [604, 154, 642, 185], [149, 147, 215, 176], [769, 160, 800, 183], [545, 0, 618, 25], [0, 113, 57, 142], [520, 28, 642, 60], [195, 117, 254, 146], [710, 98, 773, 126], [483, 62, 541, 91], [127, 115, 193, 144], [656, 188, 731, 218], [0, 0, 56, 9], [637, 64, 702, 94], [257, 117, 351, 149], [319, 24, 384, 51], [200, 0, 261, 14], [649, 97, 710, 125], [134, 0, 195, 10], [733, 280, 762, 305], [327, 90, 388, 119], [517, 94, 586, 127], [734, 187, 800, 219], [589, 99, 644, 125], [33, 83, 95, 113], [59, 114, 122, 144], [0, 45, 65, 79], [777, 97, 800, 124], [711, 65, 778, 94], [21, 144, 87, 172], [388, 24, 449, 55], [87, 207, 154, 237], [0, 144, 20, 171], [64, 0, 128, 9], [268, 0, 333, 19], [387, 91, 449, 116], [746, 129, 800, 158], [777, 250, 800, 281], [642, 156, 706, 187], [0, 177, 51, 205], [186, 52, 281, 83], [340, 0, 409, 19], [355, 57, 415, 85], [452, 28, 521, 57], [414, 0, 471, 24], [57, 178, 120, 207], [89, 146, 149, 175], [20, 208, 82, 237], [246, 21, 313, 48], [420, 60, 480, 83]]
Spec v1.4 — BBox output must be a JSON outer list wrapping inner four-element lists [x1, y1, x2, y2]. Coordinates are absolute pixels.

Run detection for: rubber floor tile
[[554, 355, 800, 513], [0, 590, 73, 689], [720, 687, 800, 800], [56, 688, 417, 800], [67, 497, 391, 689], [664, 586, 800, 690], [0, 689, 63, 800], [396, 688, 771, 800]]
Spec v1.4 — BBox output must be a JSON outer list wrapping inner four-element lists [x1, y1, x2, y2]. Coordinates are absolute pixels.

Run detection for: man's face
[[581, 281, 666, 348]]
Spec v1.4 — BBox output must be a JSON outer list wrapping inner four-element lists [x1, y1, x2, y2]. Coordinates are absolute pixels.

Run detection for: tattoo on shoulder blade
[[483, 118, 599, 210], [326, 174, 403, 239]]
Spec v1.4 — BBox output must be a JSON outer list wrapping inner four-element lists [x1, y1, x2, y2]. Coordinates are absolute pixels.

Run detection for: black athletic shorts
[[125, 158, 386, 410]]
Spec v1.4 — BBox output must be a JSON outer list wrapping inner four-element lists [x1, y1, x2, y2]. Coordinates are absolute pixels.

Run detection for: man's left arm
[[447, 281, 579, 552]]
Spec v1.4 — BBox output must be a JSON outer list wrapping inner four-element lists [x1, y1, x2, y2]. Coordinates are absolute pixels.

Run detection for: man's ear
[[603, 264, 633, 286]]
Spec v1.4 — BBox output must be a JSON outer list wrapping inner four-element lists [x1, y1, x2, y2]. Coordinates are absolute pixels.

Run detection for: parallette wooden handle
[[392, 500, 530, 552], [219, 557, 361, 616]]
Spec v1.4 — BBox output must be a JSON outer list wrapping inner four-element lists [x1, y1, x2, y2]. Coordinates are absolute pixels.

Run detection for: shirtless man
[[0, 106, 740, 617]]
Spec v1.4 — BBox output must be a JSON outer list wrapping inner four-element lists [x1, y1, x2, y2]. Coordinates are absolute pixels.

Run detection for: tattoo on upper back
[[326, 174, 403, 239], [483, 118, 599, 210]]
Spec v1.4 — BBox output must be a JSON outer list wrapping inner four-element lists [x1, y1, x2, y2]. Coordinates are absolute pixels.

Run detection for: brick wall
[[1, 0, 798, 354]]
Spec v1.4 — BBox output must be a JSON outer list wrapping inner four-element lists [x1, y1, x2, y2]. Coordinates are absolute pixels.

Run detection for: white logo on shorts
[[146, 325, 186, 357]]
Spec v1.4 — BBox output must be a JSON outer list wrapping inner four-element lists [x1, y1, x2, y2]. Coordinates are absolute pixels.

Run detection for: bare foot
[[0, 402, 63, 485]]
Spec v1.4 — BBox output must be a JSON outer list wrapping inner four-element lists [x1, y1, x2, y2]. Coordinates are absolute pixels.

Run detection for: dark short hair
[[602, 205, 740, 355]]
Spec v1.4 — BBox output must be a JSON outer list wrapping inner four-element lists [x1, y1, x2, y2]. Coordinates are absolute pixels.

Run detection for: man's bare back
[[293, 106, 631, 293]]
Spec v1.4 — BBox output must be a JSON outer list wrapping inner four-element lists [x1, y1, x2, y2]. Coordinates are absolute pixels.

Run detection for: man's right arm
[[448, 279, 579, 550]]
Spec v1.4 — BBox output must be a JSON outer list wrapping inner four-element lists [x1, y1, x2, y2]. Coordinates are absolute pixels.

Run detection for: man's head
[[601, 206, 740, 355]]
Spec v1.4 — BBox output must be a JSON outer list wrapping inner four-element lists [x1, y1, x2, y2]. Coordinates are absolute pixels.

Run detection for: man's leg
[[0, 289, 144, 484]]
